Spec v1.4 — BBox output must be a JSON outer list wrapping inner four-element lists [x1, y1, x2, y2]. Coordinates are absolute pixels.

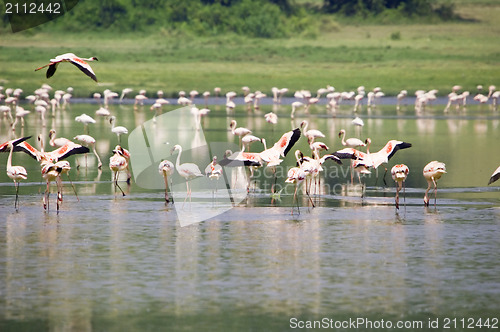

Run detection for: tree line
[[2, 0, 458, 37]]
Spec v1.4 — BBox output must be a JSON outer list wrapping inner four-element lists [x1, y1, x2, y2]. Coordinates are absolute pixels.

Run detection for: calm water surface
[[0, 100, 499, 331]]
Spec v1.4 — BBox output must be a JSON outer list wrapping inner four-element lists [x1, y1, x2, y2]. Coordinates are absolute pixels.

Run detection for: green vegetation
[[0, 1, 499, 98]]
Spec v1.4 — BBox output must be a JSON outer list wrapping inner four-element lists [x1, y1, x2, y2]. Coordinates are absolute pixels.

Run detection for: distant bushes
[[323, 0, 458, 22], [1, 0, 459, 36]]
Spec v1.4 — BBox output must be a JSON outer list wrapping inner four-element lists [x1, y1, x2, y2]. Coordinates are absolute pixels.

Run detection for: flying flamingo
[[488, 166, 500, 185], [2, 136, 30, 210], [171, 144, 204, 206], [423, 161, 446, 207], [221, 128, 301, 192], [158, 159, 175, 203], [391, 164, 409, 209], [73, 134, 102, 169], [35, 53, 99, 82]]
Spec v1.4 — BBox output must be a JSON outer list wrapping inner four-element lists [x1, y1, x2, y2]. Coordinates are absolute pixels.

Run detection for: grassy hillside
[[0, 2, 499, 98]]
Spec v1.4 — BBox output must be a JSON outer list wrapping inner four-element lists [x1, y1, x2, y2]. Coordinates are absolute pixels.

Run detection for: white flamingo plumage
[[2, 137, 30, 210], [423, 161, 446, 207], [73, 134, 102, 169], [391, 164, 409, 209], [229, 119, 251, 147], [109, 146, 129, 197], [171, 144, 203, 206], [35, 53, 99, 82], [300, 120, 325, 145], [49, 129, 72, 148], [109, 116, 128, 144]]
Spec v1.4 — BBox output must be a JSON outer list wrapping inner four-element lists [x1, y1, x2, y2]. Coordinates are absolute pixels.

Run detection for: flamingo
[[300, 120, 325, 145], [35, 53, 99, 82], [229, 120, 251, 147], [264, 111, 278, 125], [2, 137, 30, 210], [119, 88, 133, 102], [391, 164, 409, 209], [75, 113, 96, 134], [423, 161, 446, 207], [73, 134, 102, 169], [242, 134, 262, 151], [49, 129, 72, 148], [171, 144, 204, 206], [11, 135, 89, 210], [158, 159, 175, 203], [333, 139, 412, 185], [109, 116, 128, 143], [488, 166, 500, 185], [339, 129, 366, 183], [290, 101, 304, 119], [11, 106, 30, 129], [221, 128, 301, 192], [205, 156, 223, 198], [339, 129, 365, 148], [109, 146, 129, 196], [285, 151, 309, 215]]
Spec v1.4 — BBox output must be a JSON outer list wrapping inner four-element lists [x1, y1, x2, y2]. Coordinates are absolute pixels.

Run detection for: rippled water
[[0, 100, 499, 331]]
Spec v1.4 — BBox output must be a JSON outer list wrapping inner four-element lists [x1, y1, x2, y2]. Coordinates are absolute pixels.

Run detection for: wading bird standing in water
[[1, 136, 30, 211], [391, 164, 409, 210], [423, 161, 446, 207], [171, 144, 204, 207], [158, 159, 175, 204], [109, 146, 129, 197], [35, 53, 99, 82]]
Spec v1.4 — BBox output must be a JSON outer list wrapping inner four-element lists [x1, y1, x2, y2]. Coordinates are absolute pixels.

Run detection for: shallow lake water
[[0, 98, 499, 331]]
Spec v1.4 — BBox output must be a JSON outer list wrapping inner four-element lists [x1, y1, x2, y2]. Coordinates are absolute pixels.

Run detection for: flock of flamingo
[[0, 53, 499, 214]]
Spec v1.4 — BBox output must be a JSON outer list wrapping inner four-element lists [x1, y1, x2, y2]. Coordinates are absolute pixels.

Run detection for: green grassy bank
[[0, 3, 499, 98]]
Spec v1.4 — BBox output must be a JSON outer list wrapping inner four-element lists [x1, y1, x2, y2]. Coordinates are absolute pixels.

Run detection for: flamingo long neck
[[295, 150, 302, 167], [7, 144, 13, 170], [340, 131, 347, 146], [366, 139, 371, 154], [175, 147, 183, 169], [302, 121, 308, 134]]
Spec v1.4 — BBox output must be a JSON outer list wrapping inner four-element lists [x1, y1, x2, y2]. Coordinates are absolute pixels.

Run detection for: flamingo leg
[[424, 181, 432, 206], [291, 184, 300, 215], [44, 181, 50, 211], [403, 180, 406, 210], [183, 180, 189, 208], [433, 177, 438, 207], [56, 178, 62, 212], [66, 173, 80, 202], [164, 175, 170, 203], [114, 171, 126, 197], [93, 146, 102, 169], [14, 181, 20, 211]]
